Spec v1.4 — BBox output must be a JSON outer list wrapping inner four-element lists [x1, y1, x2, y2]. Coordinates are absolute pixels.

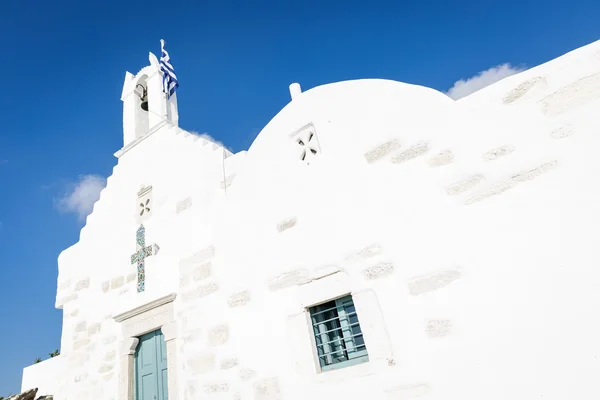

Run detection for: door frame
[[114, 293, 179, 400]]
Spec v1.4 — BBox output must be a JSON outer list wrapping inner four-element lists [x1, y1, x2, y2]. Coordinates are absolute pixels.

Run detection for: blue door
[[135, 329, 169, 400]]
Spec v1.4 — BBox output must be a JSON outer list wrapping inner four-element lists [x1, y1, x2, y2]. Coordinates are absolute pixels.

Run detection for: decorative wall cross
[[130, 224, 160, 292]]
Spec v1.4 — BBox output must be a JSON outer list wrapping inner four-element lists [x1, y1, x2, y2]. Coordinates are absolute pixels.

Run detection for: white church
[[20, 39, 600, 400]]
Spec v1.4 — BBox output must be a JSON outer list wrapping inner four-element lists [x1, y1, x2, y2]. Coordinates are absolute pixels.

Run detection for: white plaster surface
[[23, 39, 600, 399], [21, 356, 66, 397]]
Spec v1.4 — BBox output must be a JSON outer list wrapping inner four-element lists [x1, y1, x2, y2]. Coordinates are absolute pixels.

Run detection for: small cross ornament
[[130, 224, 160, 292]]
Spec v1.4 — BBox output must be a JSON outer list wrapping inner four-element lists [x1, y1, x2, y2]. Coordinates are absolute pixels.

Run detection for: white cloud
[[55, 174, 107, 221], [446, 63, 525, 100]]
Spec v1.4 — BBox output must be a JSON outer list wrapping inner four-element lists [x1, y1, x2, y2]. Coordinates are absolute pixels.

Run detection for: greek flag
[[160, 39, 179, 99]]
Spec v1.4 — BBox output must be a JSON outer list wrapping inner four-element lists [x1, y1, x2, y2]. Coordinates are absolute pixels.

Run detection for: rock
[[4, 388, 38, 400], [1, 388, 52, 400]]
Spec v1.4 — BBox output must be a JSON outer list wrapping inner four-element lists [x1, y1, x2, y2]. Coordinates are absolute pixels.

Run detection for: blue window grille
[[309, 295, 369, 371]]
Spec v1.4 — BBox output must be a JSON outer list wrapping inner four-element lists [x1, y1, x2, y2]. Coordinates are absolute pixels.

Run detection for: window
[[309, 295, 369, 371]]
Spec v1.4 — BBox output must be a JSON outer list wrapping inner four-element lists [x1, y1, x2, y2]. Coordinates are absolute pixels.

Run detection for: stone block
[[239, 368, 256, 381], [540, 72, 600, 116], [98, 364, 113, 374], [73, 373, 88, 384], [425, 319, 452, 338], [182, 283, 219, 302], [187, 352, 216, 374], [268, 269, 311, 291], [550, 126, 574, 139], [221, 357, 239, 370], [110, 276, 124, 290], [445, 175, 484, 196], [126, 273, 137, 283], [75, 278, 90, 291], [193, 262, 211, 281], [180, 246, 216, 270], [105, 350, 116, 362], [363, 262, 394, 280], [408, 268, 461, 296], [102, 372, 114, 382], [464, 180, 516, 205], [276, 218, 297, 232], [87, 323, 101, 336], [428, 150, 454, 167], [510, 160, 558, 183], [176, 197, 193, 214], [67, 309, 80, 318], [204, 383, 230, 393], [466, 161, 558, 205], [482, 145, 515, 161], [74, 321, 87, 333], [208, 324, 229, 346], [254, 377, 282, 400], [364, 139, 402, 164], [391, 143, 428, 164], [502, 76, 547, 104], [347, 244, 383, 261], [227, 291, 251, 308]]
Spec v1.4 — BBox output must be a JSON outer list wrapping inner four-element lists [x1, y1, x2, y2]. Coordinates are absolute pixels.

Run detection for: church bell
[[135, 84, 149, 111]]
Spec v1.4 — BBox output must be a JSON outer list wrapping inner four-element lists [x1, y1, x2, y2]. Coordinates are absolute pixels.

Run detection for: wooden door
[[135, 329, 169, 400]]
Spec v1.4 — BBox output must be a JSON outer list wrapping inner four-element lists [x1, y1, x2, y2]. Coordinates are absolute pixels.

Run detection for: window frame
[[309, 294, 369, 372]]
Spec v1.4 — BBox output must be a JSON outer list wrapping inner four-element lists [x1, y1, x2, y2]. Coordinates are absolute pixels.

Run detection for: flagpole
[[161, 38, 167, 119]]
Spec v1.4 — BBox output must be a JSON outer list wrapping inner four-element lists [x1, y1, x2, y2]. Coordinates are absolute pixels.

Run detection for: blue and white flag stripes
[[160, 39, 179, 99]]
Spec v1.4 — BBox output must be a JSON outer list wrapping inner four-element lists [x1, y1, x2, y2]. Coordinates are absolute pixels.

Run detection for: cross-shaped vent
[[136, 185, 153, 222], [139, 198, 151, 216], [296, 129, 319, 164]]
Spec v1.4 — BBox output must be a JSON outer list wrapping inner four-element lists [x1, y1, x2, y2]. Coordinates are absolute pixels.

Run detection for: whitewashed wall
[[23, 40, 600, 400], [21, 355, 66, 397]]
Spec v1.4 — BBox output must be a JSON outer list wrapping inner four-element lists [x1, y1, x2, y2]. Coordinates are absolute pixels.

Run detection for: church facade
[[21, 42, 600, 400]]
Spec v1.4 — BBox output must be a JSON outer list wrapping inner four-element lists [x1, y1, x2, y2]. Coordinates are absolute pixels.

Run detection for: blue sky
[[0, 0, 598, 395]]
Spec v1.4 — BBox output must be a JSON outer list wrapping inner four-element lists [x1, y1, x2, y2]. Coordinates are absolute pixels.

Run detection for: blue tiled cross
[[130, 224, 160, 292]]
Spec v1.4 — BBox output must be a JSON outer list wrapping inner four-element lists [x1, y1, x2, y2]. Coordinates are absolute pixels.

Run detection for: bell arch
[[133, 74, 150, 139], [120, 52, 179, 150]]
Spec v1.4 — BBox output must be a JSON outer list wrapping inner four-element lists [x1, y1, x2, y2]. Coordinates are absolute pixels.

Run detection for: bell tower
[[120, 52, 179, 148]]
